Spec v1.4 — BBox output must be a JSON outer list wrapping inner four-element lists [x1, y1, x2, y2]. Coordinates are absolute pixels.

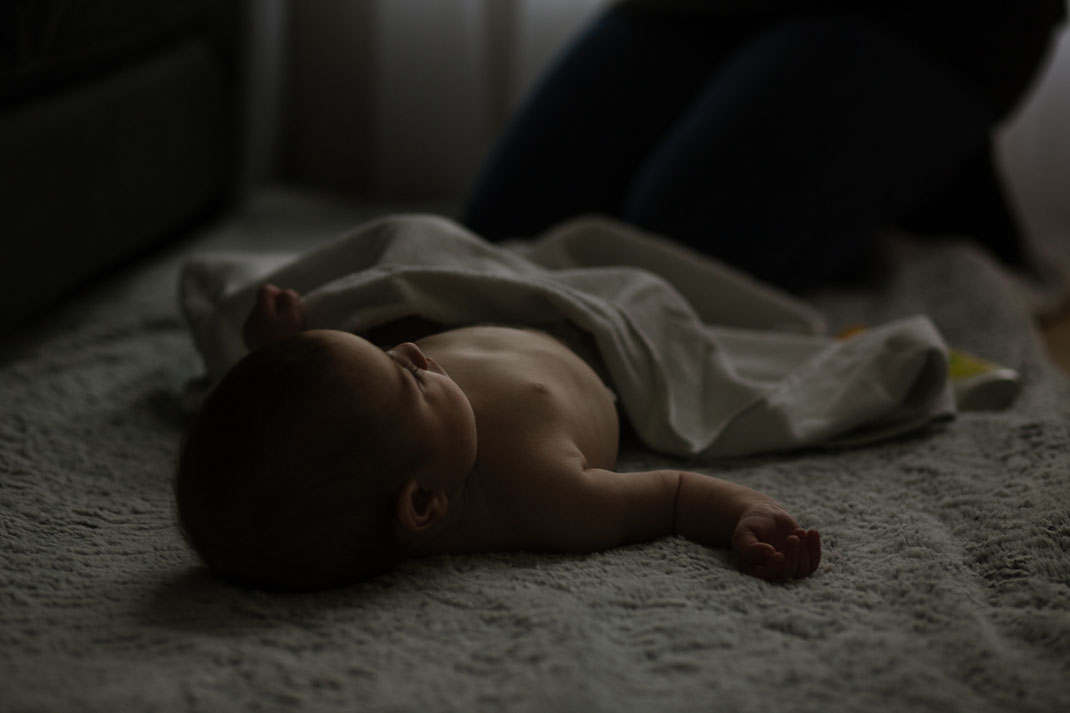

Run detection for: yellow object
[[947, 348, 1021, 411], [948, 349, 999, 379], [836, 324, 1020, 410], [836, 324, 867, 340]]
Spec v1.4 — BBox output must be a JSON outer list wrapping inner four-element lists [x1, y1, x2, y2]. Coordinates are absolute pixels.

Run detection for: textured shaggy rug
[[2, 188, 1069, 712]]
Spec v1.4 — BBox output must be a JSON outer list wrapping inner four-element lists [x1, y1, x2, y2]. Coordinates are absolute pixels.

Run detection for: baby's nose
[[394, 342, 429, 369]]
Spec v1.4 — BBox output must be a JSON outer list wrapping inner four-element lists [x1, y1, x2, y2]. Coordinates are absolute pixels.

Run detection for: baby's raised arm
[[506, 463, 820, 582], [242, 283, 444, 351]]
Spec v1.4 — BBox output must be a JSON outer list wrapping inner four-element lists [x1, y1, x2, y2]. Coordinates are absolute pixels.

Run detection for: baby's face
[[313, 330, 477, 496]]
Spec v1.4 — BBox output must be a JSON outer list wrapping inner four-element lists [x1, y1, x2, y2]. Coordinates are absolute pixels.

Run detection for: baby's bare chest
[[428, 327, 620, 468]]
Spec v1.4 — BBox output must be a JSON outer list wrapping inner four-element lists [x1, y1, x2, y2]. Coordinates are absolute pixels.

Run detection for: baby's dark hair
[[175, 332, 412, 591]]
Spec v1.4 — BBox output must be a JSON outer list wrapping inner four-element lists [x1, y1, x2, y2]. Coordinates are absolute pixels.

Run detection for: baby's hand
[[731, 502, 821, 582], [243, 284, 306, 350]]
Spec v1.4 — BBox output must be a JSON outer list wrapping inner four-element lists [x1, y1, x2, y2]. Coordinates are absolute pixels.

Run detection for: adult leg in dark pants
[[463, 8, 995, 292], [463, 7, 765, 240]]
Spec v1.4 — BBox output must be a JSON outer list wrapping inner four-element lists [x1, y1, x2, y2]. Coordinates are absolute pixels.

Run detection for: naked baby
[[176, 283, 821, 591]]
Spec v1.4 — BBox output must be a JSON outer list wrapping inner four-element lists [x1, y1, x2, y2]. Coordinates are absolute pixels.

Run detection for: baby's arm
[[516, 465, 820, 581], [242, 284, 443, 350], [670, 470, 821, 581]]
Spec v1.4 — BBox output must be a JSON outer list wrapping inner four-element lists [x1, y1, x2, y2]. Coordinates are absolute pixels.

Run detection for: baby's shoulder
[[466, 432, 587, 511], [474, 412, 581, 471]]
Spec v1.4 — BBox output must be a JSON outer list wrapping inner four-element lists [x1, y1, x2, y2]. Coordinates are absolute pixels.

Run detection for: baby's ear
[[396, 480, 448, 534]]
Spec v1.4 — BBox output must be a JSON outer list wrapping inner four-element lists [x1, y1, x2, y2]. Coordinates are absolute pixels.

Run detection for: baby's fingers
[[807, 529, 821, 575], [781, 535, 800, 579], [786, 529, 822, 579], [742, 552, 785, 580], [256, 283, 281, 307], [738, 540, 776, 564], [273, 287, 300, 312], [791, 530, 810, 578], [740, 530, 822, 581]]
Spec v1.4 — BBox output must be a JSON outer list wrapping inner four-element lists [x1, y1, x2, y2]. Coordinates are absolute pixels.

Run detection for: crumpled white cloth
[[180, 214, 954, 457]]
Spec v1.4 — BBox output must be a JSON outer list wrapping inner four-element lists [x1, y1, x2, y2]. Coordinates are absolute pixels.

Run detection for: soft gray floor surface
[[2, 188, 1068, 712]]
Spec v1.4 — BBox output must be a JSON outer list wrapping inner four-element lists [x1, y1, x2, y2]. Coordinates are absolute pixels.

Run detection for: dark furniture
[[0, 0, 241, 332]]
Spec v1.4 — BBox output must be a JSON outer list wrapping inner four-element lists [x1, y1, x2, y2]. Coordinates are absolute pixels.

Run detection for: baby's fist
[[732, 502, 821, 581], [243, 284, 306, 350]]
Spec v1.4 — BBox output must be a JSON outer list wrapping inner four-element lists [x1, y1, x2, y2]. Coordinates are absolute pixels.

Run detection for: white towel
[[180, 214, 954, 457]]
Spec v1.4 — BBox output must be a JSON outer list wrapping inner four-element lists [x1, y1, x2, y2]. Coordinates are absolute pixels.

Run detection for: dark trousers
[[462, 7, 1007, 291]]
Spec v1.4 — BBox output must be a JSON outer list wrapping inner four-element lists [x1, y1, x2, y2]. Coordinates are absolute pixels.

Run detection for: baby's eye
[[404, 360, 425, 383]]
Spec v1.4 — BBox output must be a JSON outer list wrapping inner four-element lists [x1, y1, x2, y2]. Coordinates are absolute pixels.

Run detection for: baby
[[176, 283, 821, 591]]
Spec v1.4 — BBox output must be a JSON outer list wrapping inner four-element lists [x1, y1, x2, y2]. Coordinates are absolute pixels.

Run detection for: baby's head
[[175, 329, 477, 591]]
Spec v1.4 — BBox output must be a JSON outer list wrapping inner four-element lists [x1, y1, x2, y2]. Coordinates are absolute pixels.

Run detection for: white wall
[[373, 0, 492, 198], [282, 0, 603, 201], [285, 0, 379, 196], [240, 0, 288, 187]]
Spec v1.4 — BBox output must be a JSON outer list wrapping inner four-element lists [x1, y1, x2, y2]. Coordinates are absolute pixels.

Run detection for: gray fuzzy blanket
[[2, 189, 1068, 712]]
